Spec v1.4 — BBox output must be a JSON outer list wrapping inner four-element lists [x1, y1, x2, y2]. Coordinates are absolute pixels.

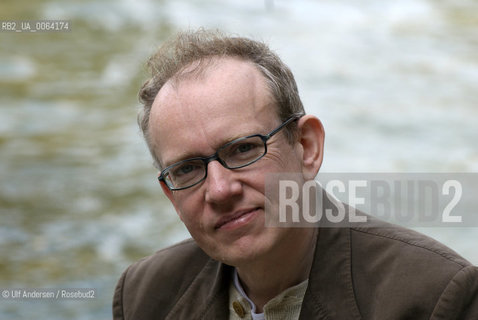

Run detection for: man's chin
[[204, 241, 269, 267]]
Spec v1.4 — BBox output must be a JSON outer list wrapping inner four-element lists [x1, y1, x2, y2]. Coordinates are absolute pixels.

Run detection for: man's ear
[[297, 115, 325, 180], [159, 178, 184, 222]]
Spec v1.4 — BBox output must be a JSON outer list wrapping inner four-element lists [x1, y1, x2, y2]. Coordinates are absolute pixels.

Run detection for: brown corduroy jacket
[[113, 216, 478, 320]]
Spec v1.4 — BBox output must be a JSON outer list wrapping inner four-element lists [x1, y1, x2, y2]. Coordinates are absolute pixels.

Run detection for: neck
[[235, 228, 317, 313]]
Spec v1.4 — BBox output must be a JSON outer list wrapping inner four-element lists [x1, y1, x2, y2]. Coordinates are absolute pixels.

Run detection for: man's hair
[[138, 29, 305, 168]]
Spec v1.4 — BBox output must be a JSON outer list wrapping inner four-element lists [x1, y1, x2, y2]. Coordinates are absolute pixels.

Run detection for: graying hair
[[138, 29, 305, 168]]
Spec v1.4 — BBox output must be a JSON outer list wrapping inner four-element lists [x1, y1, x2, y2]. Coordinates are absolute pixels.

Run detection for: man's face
[[149, 57, 308, 266]]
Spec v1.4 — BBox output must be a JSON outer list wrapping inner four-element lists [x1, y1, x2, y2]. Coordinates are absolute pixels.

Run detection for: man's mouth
[[214, 207, 261, 230]]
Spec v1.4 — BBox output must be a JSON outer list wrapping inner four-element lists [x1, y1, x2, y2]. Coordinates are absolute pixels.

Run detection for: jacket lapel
[[299, 226, 361, 319], [166, 259, 233, 320], [299, 196, 362, 319]]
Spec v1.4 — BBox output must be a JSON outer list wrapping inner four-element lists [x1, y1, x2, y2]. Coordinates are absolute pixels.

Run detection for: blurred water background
[[1, 0, 477, 318]]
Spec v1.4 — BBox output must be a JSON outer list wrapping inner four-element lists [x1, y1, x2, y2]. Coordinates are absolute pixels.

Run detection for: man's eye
[[236, 143, 255, 153], [232, 142, 260, 155], [173, 163, 200, 176]]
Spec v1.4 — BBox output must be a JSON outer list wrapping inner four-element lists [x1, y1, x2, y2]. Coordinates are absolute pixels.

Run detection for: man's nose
[[204, 160, 242, 203]]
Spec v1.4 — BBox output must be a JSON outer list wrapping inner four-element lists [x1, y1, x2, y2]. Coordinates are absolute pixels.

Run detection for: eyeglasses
[[158, 115, 302, 190]]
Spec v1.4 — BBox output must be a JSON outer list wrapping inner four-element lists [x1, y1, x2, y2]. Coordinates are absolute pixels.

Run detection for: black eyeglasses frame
[[158, 114, 303, 191]]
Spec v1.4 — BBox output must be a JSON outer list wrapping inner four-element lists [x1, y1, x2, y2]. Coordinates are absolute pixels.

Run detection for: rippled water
[[1, 0, 477, 318]]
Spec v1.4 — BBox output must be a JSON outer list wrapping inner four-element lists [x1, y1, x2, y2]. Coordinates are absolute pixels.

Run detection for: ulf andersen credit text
[[1, 288, 96, 300]]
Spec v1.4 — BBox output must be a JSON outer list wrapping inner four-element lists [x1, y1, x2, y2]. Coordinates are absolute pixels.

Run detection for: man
[[113, 30, 478, 319]]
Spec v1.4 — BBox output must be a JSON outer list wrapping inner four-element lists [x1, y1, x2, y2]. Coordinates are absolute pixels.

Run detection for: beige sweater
[[228, 276, 308, 320]]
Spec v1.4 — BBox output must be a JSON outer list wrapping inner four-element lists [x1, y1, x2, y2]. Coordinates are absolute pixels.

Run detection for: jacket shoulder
[[431, 265, 478, 319], [351, 217, 471, 267], [350, 218, 477, 319], [113, 239, 210, 320]]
